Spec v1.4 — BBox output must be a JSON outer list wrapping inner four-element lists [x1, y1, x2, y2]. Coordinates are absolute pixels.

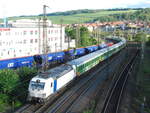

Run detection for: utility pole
[[98, 28, 101, 44], [38, 17, 41, 54], [60, 18, 63, 51], [76, 24, 80, 48], [76, 26, 78, 48], [43, 5, 48, 71], [67, 27, 70, 50]]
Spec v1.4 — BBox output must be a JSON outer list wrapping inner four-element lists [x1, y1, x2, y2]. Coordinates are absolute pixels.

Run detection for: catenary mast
[[43, 5, 48, 71]]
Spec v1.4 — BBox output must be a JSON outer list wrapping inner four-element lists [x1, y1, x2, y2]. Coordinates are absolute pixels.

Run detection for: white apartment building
[[0, 19, 70, 60]]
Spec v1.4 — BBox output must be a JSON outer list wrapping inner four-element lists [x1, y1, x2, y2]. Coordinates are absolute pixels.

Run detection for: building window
[[51, 30, 53, 34], [35, 39, 38, 43], [6, 32, 9, 36], [48, 30, 50, 34], [35, 31, 37, 35], [30, 39, 33, 43], [30, 31, 33, 35], [15, 32, 17, 35], [23, 40, 26, 44], [23, 31, 27, 35]]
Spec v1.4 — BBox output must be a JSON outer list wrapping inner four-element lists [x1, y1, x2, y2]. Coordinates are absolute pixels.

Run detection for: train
[[0, 39, 115, 70], [27, 38, 126, 102]]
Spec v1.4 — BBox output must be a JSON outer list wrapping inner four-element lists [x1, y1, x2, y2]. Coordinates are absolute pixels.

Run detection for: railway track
[[15, 48, 127, 113], [94, 47, 134, 113], [43, 49, 127, 113], [101, 49, 140, 113]]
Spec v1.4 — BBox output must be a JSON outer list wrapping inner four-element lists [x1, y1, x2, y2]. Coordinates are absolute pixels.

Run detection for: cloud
[[125, 0, 150, 8]]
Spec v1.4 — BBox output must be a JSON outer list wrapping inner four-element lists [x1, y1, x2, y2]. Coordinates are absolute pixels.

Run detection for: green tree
[[80, 26, 91, 46], [15, 67, 37, 102], [0, 69, 19, 94], [66, 26, 98, 47], [127, 33, 133, 41], [114, 29, 124, 37], [17, 67, 37, 82], [146, 36, 150, 46], [133, 32, 146, 42], [0, 67, 37, 112], [65, 27, 76, 39]]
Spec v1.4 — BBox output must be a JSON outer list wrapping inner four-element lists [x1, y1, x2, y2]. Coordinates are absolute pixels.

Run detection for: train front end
[[27, 77, 54, 103]]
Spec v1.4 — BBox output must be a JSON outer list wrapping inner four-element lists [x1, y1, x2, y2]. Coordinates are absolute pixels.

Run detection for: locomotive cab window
[[30, 81, 45, 90]]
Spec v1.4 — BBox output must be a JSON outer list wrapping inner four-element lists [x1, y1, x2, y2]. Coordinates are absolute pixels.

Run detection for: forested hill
[[39, 8, 140, 16], [3, 8, 150, 24], [129, 8, 150, 21], [92, 8, 150, 22]]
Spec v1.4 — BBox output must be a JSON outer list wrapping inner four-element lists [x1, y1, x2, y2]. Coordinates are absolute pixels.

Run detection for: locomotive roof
[[37, 64, 73, 79]]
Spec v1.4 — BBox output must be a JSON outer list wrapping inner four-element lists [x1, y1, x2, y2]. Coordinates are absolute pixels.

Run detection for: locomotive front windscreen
[[30, 81, 45, 90]]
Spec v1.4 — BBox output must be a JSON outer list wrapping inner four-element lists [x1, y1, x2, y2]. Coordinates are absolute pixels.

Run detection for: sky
[[0, 0, 150, 18]]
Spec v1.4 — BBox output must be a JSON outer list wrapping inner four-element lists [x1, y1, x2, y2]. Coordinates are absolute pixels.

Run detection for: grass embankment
[[135, 46, 150, 113]]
